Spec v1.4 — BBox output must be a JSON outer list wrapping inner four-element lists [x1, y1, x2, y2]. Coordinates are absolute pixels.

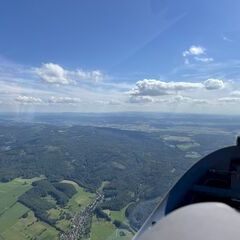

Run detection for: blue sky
[[0, 0, 240, 113]]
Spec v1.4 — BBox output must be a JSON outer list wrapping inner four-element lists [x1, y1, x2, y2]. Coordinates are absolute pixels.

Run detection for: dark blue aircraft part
[[134, 144, 240, 239]]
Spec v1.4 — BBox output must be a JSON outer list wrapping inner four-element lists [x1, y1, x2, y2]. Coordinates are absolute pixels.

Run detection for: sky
[[0, 0, 240, 114]]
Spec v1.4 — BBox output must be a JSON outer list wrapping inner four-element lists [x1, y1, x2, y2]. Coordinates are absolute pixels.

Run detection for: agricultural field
[[92, 203, 134, 240], [0, 202, 29, 233], [0, 178, 39, 216], [0, 177, 58, 240], [109, 205, 129, 223], [0, 178, 96, 239], [91, 216, 116, 240], [0, 177, 133, 240], [1, 211, 59, 240], [91, 216, 134, 240]]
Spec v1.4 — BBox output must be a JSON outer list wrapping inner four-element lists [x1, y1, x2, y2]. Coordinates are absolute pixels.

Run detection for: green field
[[93, 203, 134, 240], [1, 211, 59, 240], [91, 216, 116, 240], [110, 205, 128, 223], [0, 178, 36, 216], [0, 202, 29, 233], [0, 177, 43, 234], [0, 178, 134, 240], [62, 180, 95, 212], [91, 216, 133, 240], [0, 177, 59, 240]]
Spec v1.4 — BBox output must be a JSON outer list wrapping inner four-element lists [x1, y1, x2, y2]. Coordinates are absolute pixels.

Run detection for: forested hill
[[0, 124, 189, 210]]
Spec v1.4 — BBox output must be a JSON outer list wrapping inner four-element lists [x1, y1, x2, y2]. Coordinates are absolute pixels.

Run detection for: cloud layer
[[1, 58, 240, 114]]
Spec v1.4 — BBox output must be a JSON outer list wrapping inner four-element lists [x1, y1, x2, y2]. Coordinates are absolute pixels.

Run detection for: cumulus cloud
[[183, 46, 205, 57], [35, 63, 104, 85], [48, 96, 81, 104], [129, 79, 202, 96], [15, 95, 43, 104], [129, 78, 224, 97], [36, 63, 70, 84], [203, 79, 224, 90]]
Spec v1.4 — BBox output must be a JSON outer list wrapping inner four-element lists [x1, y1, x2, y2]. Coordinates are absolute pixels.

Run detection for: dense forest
[[0, 116, 236, 229]]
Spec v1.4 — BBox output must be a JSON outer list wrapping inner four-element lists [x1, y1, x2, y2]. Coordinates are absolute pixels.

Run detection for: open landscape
[[0, 113, 239, 239], [0, 177, 134, 240]]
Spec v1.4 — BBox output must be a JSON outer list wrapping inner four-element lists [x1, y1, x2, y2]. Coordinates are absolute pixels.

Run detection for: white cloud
[[129, 79, 203, 96], [36, 63, 70, 84], [48, 96, 81, 104], [183, 46, 205, 57], [15, 95, 82, 105], [171, 95, 191, 103], [128, 96, 155, 104], [204, 78, 224, 90], [129, 78, 225, 97], [15, 95, 43, 104], [218, 97, 240, 103], [194, 57, 214, 63], [95, 100, 122, 105], [35, 63, 104, 85], [127, 94, 209, 105], [182, 45, 214, 65], [191, 99, 209, 104]]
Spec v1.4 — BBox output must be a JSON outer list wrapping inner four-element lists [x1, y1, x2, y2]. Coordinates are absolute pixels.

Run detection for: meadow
[[0, 177, 59, 240]]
